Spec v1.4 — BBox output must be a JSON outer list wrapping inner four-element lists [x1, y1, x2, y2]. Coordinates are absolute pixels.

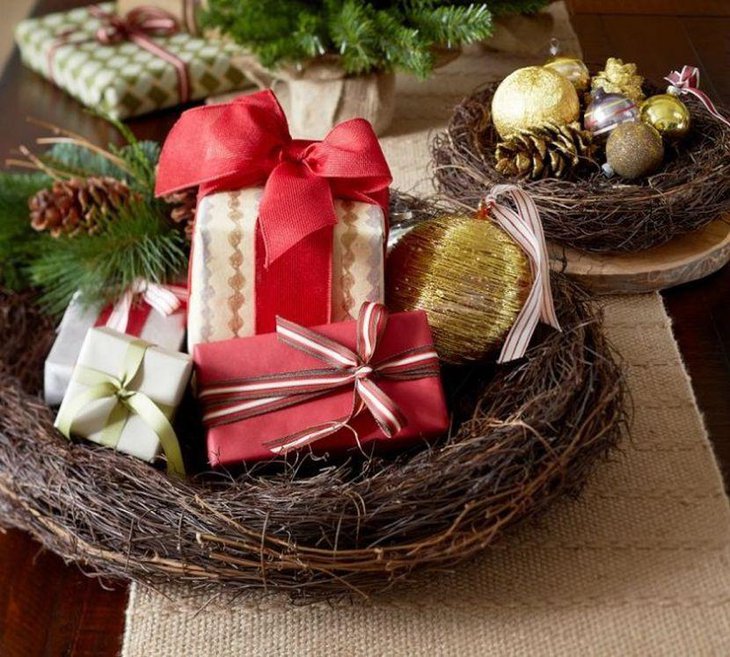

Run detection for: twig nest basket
[[432, 83, 730, 253], [0, 262, 627, 598]]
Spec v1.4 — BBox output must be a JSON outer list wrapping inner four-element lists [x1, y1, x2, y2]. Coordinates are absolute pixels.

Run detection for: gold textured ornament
[[544, 56, 590, 92], [491, 66, 580, 138], [605, 122, 664, 180], [591, 57, 645, 104], [386, 214, 532, 364], [639, 93, 691, 141]]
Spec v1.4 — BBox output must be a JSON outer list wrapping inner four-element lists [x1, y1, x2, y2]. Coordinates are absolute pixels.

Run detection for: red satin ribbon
[[47, 5, 190, 104], [155, 90, 392, 332], [96, 302, 151, 337], [198, 302, 441, 455]]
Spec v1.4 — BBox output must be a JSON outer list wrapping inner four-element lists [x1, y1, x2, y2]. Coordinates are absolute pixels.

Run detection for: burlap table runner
[[123, 5, 730, 655]]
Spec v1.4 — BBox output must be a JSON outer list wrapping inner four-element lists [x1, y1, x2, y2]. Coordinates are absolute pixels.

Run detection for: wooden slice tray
[[549, 218, 730, 295]]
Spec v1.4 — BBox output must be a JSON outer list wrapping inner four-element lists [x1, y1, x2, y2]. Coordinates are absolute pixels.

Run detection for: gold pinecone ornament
[[163, 187, 197, 241], [495, 122, 597, 180], [29, 176, 133, 237], [591, 58, 645, 104]]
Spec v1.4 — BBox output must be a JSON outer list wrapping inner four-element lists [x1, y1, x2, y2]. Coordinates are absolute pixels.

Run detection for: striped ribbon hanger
[[106, 279, 188, 333], [665, 66, 730, 128], [198, 302, 441, 455], [481, 184, 561, 363]]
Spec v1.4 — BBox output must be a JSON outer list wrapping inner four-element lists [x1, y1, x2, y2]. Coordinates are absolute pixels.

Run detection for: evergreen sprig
[[203, 0, 546, 77], [0, 171, 50, 290], [0, 118, 188, 313], [29, 200, 187, 315]]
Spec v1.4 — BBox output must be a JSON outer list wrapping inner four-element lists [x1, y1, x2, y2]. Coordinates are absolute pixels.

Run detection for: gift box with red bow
[[14, 3, 250, 119], [44, 282, 187, 405], [155, 90, 392, 352], [194, 302, 449, 466]]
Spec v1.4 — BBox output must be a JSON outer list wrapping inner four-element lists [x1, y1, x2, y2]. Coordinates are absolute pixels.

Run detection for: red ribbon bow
[[47, 5, 190, 104], [665, 65, 730, 129], [154, 90, 392, 265], [198, 302, 440, 455]]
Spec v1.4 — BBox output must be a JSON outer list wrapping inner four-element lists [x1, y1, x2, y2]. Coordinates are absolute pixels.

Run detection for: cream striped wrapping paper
[[188, 189, 386, 351]]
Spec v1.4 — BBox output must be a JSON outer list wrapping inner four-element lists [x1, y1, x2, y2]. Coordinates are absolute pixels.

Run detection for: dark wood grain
[[0, 2, 729, 656], [0, 528, 127, 657]]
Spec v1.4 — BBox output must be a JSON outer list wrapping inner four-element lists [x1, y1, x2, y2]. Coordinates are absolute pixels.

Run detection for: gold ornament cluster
[[488, 51, 693, 182]]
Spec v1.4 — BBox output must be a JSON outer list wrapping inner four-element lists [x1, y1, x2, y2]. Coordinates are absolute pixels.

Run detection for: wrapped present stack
[[14, 2, 250, 119], [17, 79, 560, 475]]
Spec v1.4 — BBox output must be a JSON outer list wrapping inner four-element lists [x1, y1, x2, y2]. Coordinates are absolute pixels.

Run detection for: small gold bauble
[[639, 93, 691, 141], [543, 56, 590, 92], [606, 122, 664, 180], [386, 214, 532, 364], [491, 66, 580, 138]]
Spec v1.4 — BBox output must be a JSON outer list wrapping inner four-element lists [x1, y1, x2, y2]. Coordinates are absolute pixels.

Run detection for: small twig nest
[[432, 83, 730, 253], [0, 205, 627, 599]]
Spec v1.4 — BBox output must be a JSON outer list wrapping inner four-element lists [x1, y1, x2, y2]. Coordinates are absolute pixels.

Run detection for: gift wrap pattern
[[14, 3, 249, 118], [188, 188, 386, 349]]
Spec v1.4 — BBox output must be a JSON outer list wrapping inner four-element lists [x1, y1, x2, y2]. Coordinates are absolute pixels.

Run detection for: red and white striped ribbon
[[482, 185, 561, 363], [198, 302, 441, 455], [106, 279, 188, 333], [665, 66, 730, 129]]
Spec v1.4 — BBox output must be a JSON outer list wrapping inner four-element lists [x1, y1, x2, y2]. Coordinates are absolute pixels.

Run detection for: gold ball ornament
[[491, 66, 580, 139], [386, 214, 532, 364], [639, 94, 691, 142], [605, 122, 664, 180], [543, 55, 590, 92]]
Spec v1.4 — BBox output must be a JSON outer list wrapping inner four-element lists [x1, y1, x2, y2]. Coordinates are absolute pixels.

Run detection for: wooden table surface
[[1, 1, 729, 655]]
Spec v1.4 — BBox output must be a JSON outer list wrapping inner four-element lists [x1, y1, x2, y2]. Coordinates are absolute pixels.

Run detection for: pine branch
[[29, 200, 188, 314], [0, 171, 49, 290], [203, 0, 545, 77], [409, 4, 493, 48]]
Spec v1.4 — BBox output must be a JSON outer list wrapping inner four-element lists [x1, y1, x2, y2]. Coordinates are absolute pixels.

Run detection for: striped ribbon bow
[[199, 302, 441, 455], [47, 5, 190, 104], [665, 66, 730, 128], [106, 279, 188, 333], [482, 185, 561, 363]]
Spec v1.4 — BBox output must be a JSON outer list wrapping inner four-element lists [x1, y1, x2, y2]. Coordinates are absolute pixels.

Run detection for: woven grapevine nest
[[432, 83, 730, 253], [0, 206, 627, 599]]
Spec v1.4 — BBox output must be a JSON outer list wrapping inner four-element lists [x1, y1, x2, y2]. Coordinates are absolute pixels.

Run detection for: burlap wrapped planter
[[432, 83, 730, 253]]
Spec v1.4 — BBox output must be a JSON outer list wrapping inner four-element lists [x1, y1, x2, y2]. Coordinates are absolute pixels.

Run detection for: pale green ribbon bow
[[56, 339, 185, 477]]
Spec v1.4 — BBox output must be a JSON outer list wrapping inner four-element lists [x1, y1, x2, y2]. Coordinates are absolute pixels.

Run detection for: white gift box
[[44, 294, 186, 406], [54, 327, 192, 463]]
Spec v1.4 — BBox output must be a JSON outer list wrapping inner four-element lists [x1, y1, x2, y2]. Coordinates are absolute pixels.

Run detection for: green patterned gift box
[[14, 3, 250, 119]]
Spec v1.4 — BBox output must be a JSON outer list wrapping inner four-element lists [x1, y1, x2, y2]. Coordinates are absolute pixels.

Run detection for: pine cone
[[495, 122, 598, 180], [163, 187, 197, 241], [29, 176, 133, 238], [591, 57, 645, 104]]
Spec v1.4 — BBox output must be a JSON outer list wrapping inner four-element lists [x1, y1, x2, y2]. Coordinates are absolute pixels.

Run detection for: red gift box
[[194, 303, 449, 466]]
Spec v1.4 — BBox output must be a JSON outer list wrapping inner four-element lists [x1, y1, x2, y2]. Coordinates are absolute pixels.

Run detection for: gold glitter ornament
[[605, 122, 664, 180], [544, 55, 590, 92], [591, 57, 645, 104], [639, 93, 691, 141], [491, 66, 580, 138], [386, 213, 532, 364]]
